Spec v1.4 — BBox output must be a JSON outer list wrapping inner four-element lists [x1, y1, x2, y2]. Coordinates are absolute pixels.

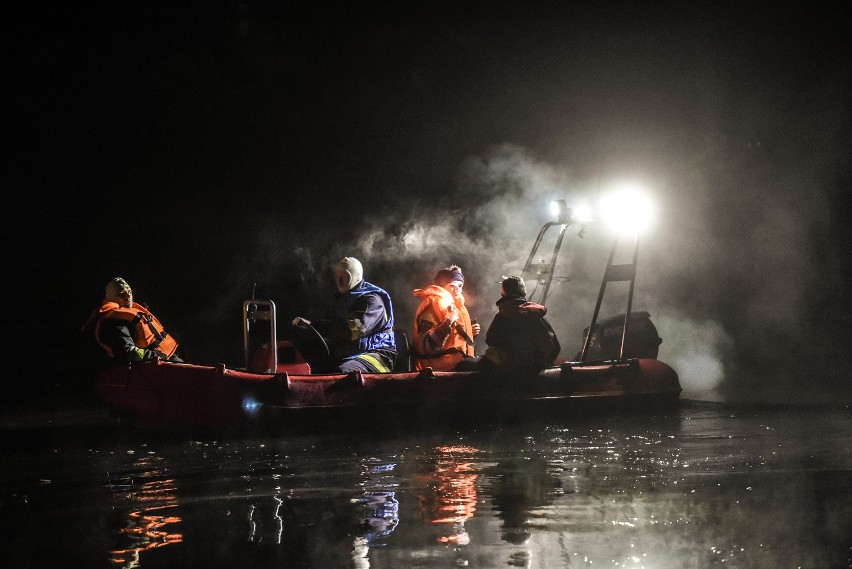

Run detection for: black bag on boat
[[581, 311, 662, 361]]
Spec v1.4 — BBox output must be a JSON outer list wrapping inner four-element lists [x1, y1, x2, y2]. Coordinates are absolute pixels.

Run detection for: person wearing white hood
[[293, 257, 397, 373]]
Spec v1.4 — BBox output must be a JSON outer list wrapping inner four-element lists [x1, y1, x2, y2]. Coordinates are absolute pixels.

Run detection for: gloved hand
[[292, 316, 311, 328], [471, 320, 481, 337], [348, 318, 366, 340]]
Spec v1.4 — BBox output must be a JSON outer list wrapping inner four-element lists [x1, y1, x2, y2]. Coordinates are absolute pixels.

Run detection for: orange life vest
[[95, 301, 179, 359], [412, 285, 474, 371]]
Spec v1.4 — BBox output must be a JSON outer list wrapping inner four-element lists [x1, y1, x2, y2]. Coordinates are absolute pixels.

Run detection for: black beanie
[[501, 275, 526, 297]]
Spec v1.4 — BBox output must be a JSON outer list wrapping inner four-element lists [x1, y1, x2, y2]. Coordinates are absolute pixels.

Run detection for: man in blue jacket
[[293, 257, 397, 373]]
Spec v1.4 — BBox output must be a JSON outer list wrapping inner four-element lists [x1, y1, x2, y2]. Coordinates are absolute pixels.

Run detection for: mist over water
[[203, 134, 848, 404]]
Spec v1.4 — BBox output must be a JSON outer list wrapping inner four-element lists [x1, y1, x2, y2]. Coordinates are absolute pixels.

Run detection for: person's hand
[[292, 316, 311, 328], [471, 321, 481, 337], [347, 318, 366, 339], [446, 305, 459, 325]]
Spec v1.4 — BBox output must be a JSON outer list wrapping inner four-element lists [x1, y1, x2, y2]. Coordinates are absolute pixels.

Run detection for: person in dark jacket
[[293, 257, 397, 373], [481, 275, 560, 374], [85, 277, 183, 363]]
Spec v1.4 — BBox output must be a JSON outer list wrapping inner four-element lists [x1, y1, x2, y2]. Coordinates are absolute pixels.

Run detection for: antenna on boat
[[244, 282, 264, 369], [246, 282, 258, 329]]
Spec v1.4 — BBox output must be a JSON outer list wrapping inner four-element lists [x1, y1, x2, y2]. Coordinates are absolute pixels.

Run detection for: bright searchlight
[[571, 202, 596, 224], [599, 185, 655, 235], [549, 199, 571, 224]]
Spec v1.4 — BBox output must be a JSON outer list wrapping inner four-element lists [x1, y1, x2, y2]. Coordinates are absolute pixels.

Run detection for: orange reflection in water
[[107, 455, 183, 568], [417, 445, 482, 545]]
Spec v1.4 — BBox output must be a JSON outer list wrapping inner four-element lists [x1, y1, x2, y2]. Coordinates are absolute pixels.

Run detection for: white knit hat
[[335, 257, 363, 293]]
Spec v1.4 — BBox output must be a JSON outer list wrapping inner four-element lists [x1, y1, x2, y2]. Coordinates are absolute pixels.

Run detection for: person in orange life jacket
[[89, 277, 183, 363], [481, 275, 560, 374], [412, 264, 481, 371], [292, 257, 397, 374]]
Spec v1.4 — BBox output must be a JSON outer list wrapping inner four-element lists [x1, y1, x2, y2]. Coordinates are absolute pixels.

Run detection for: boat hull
[[97, 358, 682, 433]]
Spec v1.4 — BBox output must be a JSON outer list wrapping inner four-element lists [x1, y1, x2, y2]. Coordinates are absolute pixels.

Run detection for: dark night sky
[[6, 2, 852, 403]]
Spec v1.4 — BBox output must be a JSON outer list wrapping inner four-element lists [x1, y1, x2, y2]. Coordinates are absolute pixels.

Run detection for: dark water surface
[[1, 400, 850, 569]]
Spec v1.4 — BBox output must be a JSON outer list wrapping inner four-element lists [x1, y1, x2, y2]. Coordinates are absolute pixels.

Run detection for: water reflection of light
[[351, 458, 401, 568], [247, 495, 284, 544], [354, 491, 399, 543], [417, 445, 483, 548], [107, 455, 182, 568]]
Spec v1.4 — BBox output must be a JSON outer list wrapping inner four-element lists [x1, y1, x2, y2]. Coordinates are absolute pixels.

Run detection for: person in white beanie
[[293, 257, 397, 373]]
